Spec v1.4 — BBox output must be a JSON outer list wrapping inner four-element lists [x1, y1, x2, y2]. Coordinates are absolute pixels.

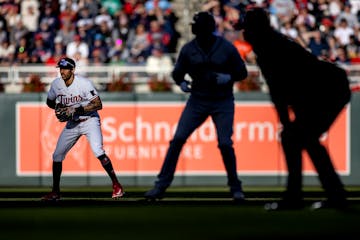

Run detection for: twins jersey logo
[[49, 75, 97, 107]]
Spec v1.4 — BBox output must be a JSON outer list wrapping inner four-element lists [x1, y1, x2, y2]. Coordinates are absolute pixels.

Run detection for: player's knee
[[281, 128, 307, 148], [218, 139, 233, 149], [281, 128, 297, 143], [218, 144, 233, 152], [170, 137, 186, 147], [52, 152, 64, 162]]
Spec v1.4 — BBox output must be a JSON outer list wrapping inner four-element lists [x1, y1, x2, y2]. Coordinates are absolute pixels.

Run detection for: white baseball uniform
[[47, 74, 105, 162]]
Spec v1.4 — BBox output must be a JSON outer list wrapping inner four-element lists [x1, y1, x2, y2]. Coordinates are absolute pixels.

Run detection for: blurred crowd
[[0, 0, 181, 67], [1, 0, 360, 68], [211, 0, 360, 66]]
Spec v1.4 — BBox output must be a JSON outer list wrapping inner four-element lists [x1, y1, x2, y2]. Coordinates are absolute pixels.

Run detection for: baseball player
[[242, 8, 351, 210], [41, 57, 124, 201], [144, 12, 248, 202]]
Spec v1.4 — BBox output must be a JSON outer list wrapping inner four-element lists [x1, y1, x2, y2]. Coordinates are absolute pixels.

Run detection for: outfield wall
[[1, 92, 360, 187]]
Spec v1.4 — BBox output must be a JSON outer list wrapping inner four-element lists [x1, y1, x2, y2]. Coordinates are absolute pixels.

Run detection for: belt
[[74, 118, 90, 123]]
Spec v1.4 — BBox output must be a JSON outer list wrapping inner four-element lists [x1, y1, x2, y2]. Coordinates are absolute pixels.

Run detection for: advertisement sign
[[16, 102, 350, 176]]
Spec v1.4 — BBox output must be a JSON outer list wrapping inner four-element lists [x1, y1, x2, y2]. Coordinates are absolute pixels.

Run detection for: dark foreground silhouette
[[242, 7, 352, 210]]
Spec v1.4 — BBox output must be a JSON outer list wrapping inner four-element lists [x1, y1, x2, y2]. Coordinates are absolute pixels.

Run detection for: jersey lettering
[[58, 94, 83, 105]]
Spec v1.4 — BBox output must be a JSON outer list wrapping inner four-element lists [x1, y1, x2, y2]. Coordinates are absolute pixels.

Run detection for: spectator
[[145, 0, 171, 13], [334, 18, 354, 46], [94, 7, 113, 30], [76, 20, 94, 48], [76, 6, 95, 42], [58, 3, 77, 29], [0, 9, 8, 33], [127, 1, 149, 30], [327, 35, 341, 62], [45, 36, 66, 66], [112, 10, 130, 46], [293, 7, 316, 30], [203, 1, 224, 33], [232, 30, 256, 64], [108, 38, 129, 64], [4, 4, 21, 32], [145, 45, 173, 77], [307, 30, 330, 58], [270, 0, 297, 25], [30, 33, 52, 63], [59, 0, 79, 13], [328, 0, 343, 19], [334, 2, 359, 29], [76, 6, 95, 25], [21, 0, 40, 34], [66, 34, 89, 61], [335, 46, 351, 65], [280, 20, 299, 39], [14, 36, 30, 64], [78, 0, 101, 17], [38, 3, 60, 32], [161, 6, 181, 54], [94, 19, 113, 47], [35, 20, 56, 51], [147, 19, 171, 52], [101, 0, 123, 16], [127, 23, 150, 63], [89, 33, 108, 63], [0, 39, 15, 63], [56, 19, 76, 47], [0, 21, 8, 44], [346, 34, 360, 60], [39, 0, 61, 16]]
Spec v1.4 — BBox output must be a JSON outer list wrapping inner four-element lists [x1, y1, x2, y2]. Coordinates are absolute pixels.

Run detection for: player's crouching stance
[[41, 57, 124, 201]]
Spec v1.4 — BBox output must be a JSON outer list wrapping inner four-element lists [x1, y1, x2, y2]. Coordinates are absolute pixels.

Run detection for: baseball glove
[[55, 103, 76, 122]]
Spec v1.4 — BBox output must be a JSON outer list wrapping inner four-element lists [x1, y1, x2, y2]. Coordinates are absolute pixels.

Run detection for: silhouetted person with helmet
[[242, 8, 351, 210], [144, 11, 248, 202]]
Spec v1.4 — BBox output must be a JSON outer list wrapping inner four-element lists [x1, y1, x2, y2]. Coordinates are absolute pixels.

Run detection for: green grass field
[[0, 186, 359, 240]]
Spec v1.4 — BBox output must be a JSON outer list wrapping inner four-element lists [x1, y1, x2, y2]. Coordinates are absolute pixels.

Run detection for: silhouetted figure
[[144, 11, 248, 202], [242, 8, 351, 210]]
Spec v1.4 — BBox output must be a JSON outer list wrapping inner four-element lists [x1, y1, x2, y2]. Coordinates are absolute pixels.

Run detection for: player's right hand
[[180, 81, 191, 93]]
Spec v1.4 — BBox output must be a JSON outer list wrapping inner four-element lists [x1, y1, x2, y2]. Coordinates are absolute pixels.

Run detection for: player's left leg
[[303, 106, 348, 209], [212, 99, 244, 202], [144, 97, 209, 200], [98, 154, 124, 198], [264, 122, 305, 211], [42, 125, 80, 201], [41, 162, 62, 201], [84, 117, 124, 198]]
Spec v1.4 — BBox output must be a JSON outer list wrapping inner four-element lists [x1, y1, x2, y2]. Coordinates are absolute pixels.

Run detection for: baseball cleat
[[41, 191, 61, 201], [311, 199, 348, 211], [112, 182, 124, 199], [144, 187, 166, 200], [232, 191, 245, 203]]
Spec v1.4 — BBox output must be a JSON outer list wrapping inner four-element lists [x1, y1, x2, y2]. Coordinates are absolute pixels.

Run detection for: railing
[[1, 63, 359, 93]]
